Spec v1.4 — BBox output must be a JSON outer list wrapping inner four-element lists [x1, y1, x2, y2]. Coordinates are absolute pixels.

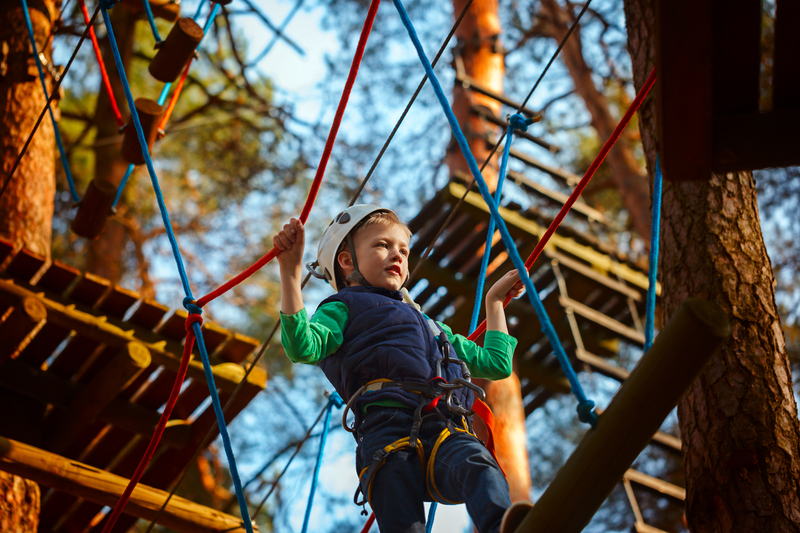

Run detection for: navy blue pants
[[356, 407, 511, 533]]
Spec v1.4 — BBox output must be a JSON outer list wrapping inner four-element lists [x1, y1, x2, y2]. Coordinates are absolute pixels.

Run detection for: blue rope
[[141, 0, 162, 43], [644, 156, 663, 353], [157, 83, 173, 106], [393, 0, 596, 427], [301, 392, 344, 533], [112, 164, 135, 208], [191, 320, 254, 533], [102, 6, 194, 297], [425, 503, 437, 533], [204, 3, 221, 33], [193, 0, 208, 20], [102, 8, 256, 530], [20, 0, 80, 203], [469, 115, 534, 335]]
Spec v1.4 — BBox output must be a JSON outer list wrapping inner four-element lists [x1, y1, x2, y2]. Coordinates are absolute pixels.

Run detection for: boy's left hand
[[486, 269, 525, 305]]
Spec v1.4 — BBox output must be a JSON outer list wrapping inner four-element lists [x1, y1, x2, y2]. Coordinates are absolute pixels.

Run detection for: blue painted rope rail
[[644, 156, 663, 353], [301, 392, 344, 533], [393, 0, 597, 427], [20, 0, 80, 203], [100, 6, 254, 531], [469, 114, 534, 335]]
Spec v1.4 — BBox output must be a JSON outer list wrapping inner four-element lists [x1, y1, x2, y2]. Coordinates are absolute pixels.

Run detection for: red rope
[[158, 59, 192, 135], [99, 313, 202, 533], [468, 67, 658, 341], [196, 0, 381, 308], [360, 512, 376, 533], [79, 0, 124, 129]]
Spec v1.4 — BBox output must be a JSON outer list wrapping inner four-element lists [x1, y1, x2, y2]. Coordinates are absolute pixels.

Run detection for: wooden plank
[[0, 359, 192, 450], [624, 468, 686, 502], [0, 279, 255, 394], [504, 144, 579, 186], [45, 343, 152, 454], [128, 299, 169, 329], [507, 171, 625, 232], [657, 0, 713, 181], [712, 0, 762, 114], [5, 248, 46, 283], [0, 437, 256, 533], [575, 348, 630, 382], [561, 295, 646, 346], [199, 321, 230, 356], [446, 182, 652, 290], [67, 273, 111, 307], [0, 296, 47, 367], [773, 0, 800, 110], [216, 333, 259, 364], [36, 260, 81, 293], [713, 108, 800, 172], [99, 285, 140, 319], [157, 310, 189, 341], [470, 105, 557, 153], [16, 322, 72, 367]]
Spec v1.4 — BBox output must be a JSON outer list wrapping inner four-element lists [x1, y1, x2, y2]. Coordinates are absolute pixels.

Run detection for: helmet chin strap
[[344, 233, 371, 287]]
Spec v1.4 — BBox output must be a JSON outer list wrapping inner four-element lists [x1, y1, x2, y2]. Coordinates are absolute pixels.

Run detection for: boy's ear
[[337, 251, 354, 271]]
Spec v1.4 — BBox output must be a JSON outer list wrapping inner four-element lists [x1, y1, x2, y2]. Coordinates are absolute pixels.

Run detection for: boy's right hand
[[273, 218, 305, 272]]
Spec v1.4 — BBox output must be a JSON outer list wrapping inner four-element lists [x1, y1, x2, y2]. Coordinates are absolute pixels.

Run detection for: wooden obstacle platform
[[0, 238, 266, 533]]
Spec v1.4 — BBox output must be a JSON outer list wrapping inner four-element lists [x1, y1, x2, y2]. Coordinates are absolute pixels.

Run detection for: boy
[[275, 205, 527, 533]]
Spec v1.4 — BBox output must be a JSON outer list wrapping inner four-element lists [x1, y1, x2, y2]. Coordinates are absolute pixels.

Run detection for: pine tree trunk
[[623, 1, 800, 531], [0, 0, 58, 257], [0, 472, 40, 533], [449, 0, 533, 504], [0, 0, 58, 525], [538, 0, 651, 239]]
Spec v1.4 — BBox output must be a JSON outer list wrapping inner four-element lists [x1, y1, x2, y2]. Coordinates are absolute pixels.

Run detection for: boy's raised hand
[[273, 218, 305, 271], [486, 269, 525, 305]]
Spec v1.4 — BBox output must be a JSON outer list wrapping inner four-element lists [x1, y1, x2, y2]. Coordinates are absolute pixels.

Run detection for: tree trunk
[[539, 0, 651, 239], [0, 472, 40, 533], [449, 0, 532, 504], [85, 7, 138, 283], [0, 0, 58, 257], [623, 1, 800, 531], [0, 0, 59, 525]]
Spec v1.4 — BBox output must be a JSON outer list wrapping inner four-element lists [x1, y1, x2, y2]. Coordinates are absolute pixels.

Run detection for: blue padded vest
[[317, 286, 472, 424]]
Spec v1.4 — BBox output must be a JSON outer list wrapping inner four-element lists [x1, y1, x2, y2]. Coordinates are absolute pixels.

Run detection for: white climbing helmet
[[307, 204, 392, 292]]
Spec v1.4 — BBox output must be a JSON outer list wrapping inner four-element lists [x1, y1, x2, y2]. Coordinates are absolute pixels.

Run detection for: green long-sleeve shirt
[[280, 301, 517, 380]]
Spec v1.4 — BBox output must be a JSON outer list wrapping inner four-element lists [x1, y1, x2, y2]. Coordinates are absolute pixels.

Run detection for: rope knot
[[509, 113, 535, 133], [576, 399, 597, 427], [183, 297, 203, 332]]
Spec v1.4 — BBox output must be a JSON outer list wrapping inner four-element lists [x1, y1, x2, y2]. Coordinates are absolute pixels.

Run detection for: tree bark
[[623, 1, 800, 531], [448, 0, 532, 504], [0, 472, 40, 533], [85, 7, 138, 283], [0, 0, 58, 257], [539, 0, 651, 239]]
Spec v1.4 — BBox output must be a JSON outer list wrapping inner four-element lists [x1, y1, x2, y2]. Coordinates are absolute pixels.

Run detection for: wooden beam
[[560, 296, 646, 346], [0, 359, 192, 450], [773, 0, 800, 110], [45, 343, 152, 454], [712, 108, 800, 172], [624, 468, 685, 502], [0, 296, 47, 367], [515, 299, 729, 532], [657, 0, 714, 181], [712, 0, 762, 115], [0, 437, 255, 533], [0, 279, 265, 395], [446, 182, 652, 291]]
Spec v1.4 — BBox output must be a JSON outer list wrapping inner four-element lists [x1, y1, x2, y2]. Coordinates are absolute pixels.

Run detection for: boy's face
[[340, 222, 410, 291]]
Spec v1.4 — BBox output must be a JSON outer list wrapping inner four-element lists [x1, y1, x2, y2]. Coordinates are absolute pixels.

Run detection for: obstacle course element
[[0, 239, 265, 533], [71, 179, 117, 239], [658, 0, 800, 179], [121, 98, 164, 165], [514, 299, 730, 532], [149, 18, 204, 82], [120, 0, 180, 22]]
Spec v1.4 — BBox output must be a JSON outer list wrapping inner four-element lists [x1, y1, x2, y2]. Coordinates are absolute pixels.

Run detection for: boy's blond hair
[[335, 210, 411, 287]]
